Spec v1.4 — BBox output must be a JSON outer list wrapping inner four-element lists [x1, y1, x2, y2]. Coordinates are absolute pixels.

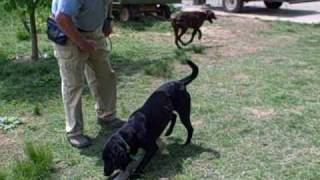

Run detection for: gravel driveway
[[180, 0, 320, 23]]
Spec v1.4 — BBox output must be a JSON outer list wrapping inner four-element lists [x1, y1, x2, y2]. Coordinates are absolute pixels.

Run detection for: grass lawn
[[0, 7, 320, 180]]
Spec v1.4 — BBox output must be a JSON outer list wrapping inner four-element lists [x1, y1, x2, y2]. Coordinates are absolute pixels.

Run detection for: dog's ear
[[113, 142, 132, 170], [103, 141, 116, 176]]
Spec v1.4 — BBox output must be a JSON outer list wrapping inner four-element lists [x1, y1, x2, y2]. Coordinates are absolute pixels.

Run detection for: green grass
[[3, 142, 54, 180], [1, 8, 320, 180], [0, 170, 7, 180]]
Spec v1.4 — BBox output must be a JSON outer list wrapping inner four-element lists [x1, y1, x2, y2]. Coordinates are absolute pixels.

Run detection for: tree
[[3, 0, 50, 61]]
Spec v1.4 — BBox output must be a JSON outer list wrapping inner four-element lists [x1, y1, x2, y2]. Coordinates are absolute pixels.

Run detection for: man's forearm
[[55, 12, 85, 46]]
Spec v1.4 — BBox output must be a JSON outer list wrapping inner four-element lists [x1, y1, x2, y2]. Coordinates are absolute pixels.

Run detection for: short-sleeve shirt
[[51, 0, 110, 31]]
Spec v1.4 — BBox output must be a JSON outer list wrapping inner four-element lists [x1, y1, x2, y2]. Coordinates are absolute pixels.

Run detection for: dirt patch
[[192, 118, 204, 128], [245, 107, 275, 119], [142, 16, 296, 65], [0, 132, 23, 166], [233, 73, 249, 81]]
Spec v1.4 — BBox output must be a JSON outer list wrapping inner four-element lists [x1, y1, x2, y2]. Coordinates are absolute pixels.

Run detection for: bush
[[0, 170, 7, 180], [16, 29, 30, 41], [190, 45, 206, 54], [144, 60, 173, 78], [174, 49, 191, 64], [10, 142, 53, 180]]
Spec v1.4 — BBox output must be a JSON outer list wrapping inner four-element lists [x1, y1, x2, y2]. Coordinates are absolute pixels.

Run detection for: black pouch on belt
[[46, 17, 67, 45]]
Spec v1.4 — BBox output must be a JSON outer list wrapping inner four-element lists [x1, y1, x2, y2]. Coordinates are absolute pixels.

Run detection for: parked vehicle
[[112, 0, 181, 21], [222, 0, 319, 12]]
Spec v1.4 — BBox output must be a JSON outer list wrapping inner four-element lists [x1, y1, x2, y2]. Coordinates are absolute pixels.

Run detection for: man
[[52, 0, 124, 148]]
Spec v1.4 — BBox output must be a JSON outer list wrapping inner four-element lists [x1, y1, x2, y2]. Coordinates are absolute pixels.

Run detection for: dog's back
[[172, 11, 208, 28]]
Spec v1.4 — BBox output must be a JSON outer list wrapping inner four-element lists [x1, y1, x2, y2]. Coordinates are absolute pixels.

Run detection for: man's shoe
[[98, 117, 126, 128], [67, 134, 92, 149]]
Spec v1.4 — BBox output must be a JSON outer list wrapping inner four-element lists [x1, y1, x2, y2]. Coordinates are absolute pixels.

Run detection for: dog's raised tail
[[179, 60, 199, 86]]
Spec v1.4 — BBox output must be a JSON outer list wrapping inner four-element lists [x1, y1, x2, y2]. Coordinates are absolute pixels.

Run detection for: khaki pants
[[54, 28, 116, 137]]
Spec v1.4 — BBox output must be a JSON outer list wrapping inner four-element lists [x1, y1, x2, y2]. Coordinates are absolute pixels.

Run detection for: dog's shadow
[[80, 128, 220, 179], [145, 137, 220, 178]]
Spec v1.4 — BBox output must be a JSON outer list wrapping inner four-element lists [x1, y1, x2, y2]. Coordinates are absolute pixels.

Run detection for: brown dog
[[172, 10, 217, 48]]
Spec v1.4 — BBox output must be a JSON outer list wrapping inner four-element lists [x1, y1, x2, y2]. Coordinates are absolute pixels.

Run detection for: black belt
[[78, 28, 93, 33]]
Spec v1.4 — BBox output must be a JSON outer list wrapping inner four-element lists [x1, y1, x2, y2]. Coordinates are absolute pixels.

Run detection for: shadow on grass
[[0, 59, 61, 104], [146, 137, 220, 178], [79, 126, 117, 167], [116, 16, 171, 32], [80, 127, 220, 178], [112, 55, 175, 79], [0, 51, 175, 104], [0, 56, 162, 104]]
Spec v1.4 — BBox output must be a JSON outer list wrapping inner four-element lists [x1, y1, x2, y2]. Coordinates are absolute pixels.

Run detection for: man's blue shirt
[[52, 0, 109, 31]]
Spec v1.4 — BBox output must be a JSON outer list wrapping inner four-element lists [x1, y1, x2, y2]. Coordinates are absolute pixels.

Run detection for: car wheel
[[264, 1, 283, 9], [223, 0, 243, 12], [157, 5, 171, 20], [119, 6, 131, 21]]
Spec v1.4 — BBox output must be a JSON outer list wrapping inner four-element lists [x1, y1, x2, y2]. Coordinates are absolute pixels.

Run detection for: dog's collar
[[117, 134, 130, 153], [117, 134, 142, 161]]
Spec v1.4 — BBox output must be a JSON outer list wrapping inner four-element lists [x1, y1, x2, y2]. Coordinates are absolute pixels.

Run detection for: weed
[[0, 117, 23, 133], [16, 29, 30, 41], [190, 44, 206, 54], [0, 170, 7, 180], [174, 49, 191, 64], [32, 104, 41, 116], [144, 59, 173, 78], [10, 142, 53, 180]]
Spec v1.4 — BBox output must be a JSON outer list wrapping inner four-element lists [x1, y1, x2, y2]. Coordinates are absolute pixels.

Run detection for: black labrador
[[172, 10, 217, 49], [102, 60, 199, 178]]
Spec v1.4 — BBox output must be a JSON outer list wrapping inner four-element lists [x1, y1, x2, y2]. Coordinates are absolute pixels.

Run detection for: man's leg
[[54, 41, 91, 148], [84, 35, 122, 127]]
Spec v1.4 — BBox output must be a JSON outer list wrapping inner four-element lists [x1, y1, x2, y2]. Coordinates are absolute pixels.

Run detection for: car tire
[[157, 5, 171, 20], [222, 0, 243, 12], [119, 6, 131, 21], [264, 1, 283, 9]]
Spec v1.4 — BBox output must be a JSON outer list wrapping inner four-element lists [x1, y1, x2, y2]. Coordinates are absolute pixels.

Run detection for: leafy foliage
[[0, 117, 23, 133], [0, 170, 7, 180], [10, 142, 54, 180], [3, 0, 49, 13], [2, 0, 50, 60]]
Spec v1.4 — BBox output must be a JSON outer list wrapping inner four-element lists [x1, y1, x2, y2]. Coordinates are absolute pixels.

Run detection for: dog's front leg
[[184, 29, 197, 45], [173, 25, 182, 49], [178, 28, 189, 46], [131, 143, 158, 177]]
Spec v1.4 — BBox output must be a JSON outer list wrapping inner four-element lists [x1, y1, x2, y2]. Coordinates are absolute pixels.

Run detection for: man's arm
[[102, 1, 113, 37], [55, 12, 97, 51]]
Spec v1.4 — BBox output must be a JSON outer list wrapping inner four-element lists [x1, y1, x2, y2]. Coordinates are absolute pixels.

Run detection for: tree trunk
[[29, 9, 39, 61]]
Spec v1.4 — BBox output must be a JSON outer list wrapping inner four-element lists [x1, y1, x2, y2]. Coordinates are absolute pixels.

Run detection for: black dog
[[172, 10, 217, 49], [102, 60, 199, 177]]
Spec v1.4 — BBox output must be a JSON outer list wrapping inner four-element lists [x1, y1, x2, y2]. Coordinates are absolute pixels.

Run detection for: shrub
[[16, 29, 30, 41], [190, 45, 206, 54], [0, 170, 7, 180], [10, 142, 53, 180], [174, 49, 191, 64], [144, 60, 173, 78]]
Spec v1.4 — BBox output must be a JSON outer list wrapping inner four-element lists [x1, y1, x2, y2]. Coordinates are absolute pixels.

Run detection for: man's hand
[[79, 39, 97, 52], [103, 26, 112, 37], [56, 12, 97, 52]]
